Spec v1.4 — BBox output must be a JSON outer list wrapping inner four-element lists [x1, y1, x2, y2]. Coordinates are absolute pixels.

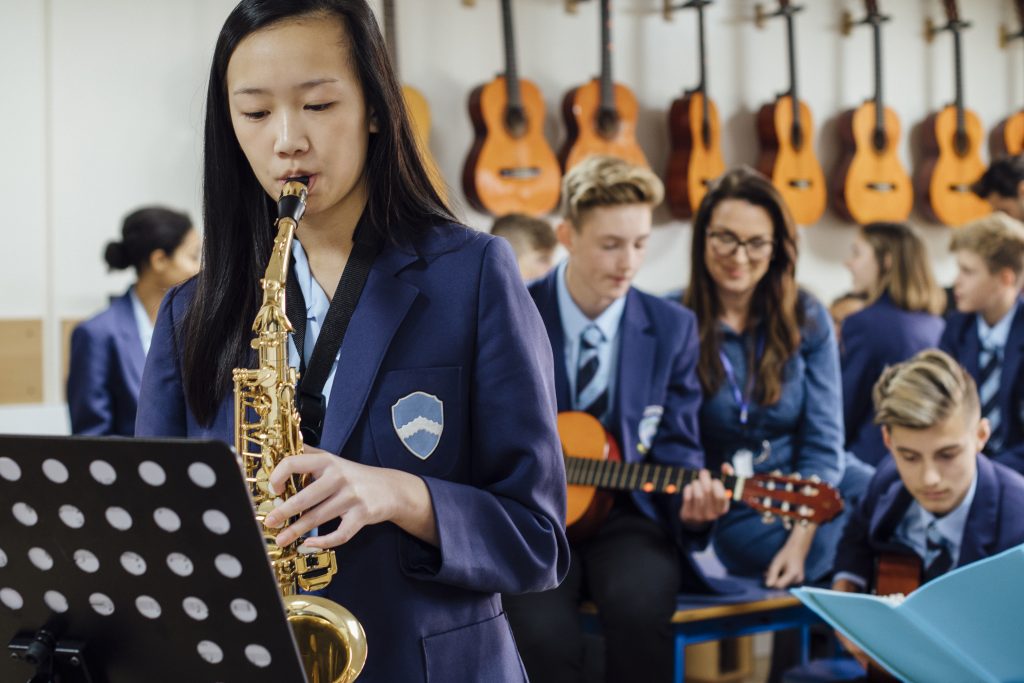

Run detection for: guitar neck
[[696, 2, 711, 147], [599, 0, 615, 112], [783, 6, 804, 148], [565, 456, 743, 498], [952, 26, 965, 134], [501, 0, 523, 109], [872, 18, 884, 131], [383, 0, 399, 80]]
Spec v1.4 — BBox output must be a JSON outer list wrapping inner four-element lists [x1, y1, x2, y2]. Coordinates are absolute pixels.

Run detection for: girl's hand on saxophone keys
[[264, 446, 439, 549]]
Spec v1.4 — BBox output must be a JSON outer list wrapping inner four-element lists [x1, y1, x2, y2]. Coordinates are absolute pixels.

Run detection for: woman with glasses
[[842, 223, 946, 466], [683, 166, 848, 590]]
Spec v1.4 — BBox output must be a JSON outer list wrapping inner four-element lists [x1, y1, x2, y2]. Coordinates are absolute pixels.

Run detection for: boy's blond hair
[[949, 212, 1024, 281], [873, 349, 979, 430], [562, 156, 663, 225], [491, 213, 557, 255]]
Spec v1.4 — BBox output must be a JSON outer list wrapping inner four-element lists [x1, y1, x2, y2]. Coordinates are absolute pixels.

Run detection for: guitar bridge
[[866, 182, 897, 192], [499, 167, 542, 179], [788, 179, 812, 189]]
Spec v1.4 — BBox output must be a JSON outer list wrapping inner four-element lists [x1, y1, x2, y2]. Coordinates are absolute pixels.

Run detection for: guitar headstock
[[864, 0, 879, 17], [1017, 0, 1024, 29], [941, 0, 960, 24], [738, 472, 843, 526]]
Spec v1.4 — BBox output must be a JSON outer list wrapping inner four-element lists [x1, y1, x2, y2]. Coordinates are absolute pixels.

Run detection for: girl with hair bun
[[67, 206, 199, 435]]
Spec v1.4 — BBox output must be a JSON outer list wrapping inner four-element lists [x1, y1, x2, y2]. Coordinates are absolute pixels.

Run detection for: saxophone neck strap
[[286, 216, 382, 447]]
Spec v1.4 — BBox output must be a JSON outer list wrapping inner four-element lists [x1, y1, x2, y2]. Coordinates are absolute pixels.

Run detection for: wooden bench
[[580, 591, 823, 683]]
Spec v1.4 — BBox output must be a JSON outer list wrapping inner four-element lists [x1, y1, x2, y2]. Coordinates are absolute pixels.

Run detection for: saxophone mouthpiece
[[278, 177, 309, 223]]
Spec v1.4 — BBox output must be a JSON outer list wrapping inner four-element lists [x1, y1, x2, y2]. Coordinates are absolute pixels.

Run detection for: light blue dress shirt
[[555, 259, 625, 415], [128, 286, 154, 355], [977, 300, 1019, 355], [287, 239, 340, 407]]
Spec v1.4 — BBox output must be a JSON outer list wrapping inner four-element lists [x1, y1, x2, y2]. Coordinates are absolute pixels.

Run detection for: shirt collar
[[128, 286, 154, 355], [555, 258, 627, 343], [977, 299, 1019, 351], [291, 239, 329, 321]]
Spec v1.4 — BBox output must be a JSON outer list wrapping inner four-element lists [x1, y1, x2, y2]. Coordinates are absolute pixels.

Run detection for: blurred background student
[[840, 222, 946, 467], [490, 212, 558, 281], [67, 206, 199, 435]]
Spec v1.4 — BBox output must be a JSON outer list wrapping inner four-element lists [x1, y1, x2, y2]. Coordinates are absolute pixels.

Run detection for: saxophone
[[233, 178, 367, 683]]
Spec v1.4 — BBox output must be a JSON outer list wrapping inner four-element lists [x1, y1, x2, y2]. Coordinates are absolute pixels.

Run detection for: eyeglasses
[[707, 230, 775, 261]]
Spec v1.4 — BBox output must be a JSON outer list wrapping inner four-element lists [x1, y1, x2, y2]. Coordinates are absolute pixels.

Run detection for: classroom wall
[[1, 0, 1019, 425]]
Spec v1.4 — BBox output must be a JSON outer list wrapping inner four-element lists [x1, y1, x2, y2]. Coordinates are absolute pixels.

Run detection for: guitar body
[[402, 84, 447, 202], [462, 76, 561, 217], [756, 95, 827, 225], [559, 411, 621, 543], [991, 111, 1024, 157], [666, 91, 725, 218], [560, 79, 649, 172], [915, 105, 989, 226], [833, 102, 912, 224]]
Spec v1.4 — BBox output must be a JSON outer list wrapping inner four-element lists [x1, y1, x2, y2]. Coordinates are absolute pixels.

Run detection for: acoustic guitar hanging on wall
[[991, 0, 1024, 157], [462, 0, 562, 217], [914, 0, 990, 227], [754, 0, 827, 226], [560, 0, 649, 172], [665, 0, 725, 219], [833, 0, 912, 224]]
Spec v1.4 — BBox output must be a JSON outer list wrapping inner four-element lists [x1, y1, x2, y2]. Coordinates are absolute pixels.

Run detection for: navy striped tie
[[923, 522, 953, 582], [577, 325, 608, 420], [978, 345, 1002, 453]]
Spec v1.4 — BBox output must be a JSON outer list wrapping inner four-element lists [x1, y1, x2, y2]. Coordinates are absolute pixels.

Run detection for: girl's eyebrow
[[232, 78, 340, 96]]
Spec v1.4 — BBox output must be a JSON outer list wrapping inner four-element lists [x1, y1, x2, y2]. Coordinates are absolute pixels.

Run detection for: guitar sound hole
[[504, 107, 528, 139], [499, 167, 542, 179], [953, 131, 970, 157], [866, 182, 896, 192], [596, 108, 621, 140]]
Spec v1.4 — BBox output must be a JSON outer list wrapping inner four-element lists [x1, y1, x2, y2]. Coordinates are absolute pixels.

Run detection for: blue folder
[[792, 545, 1024, 683]]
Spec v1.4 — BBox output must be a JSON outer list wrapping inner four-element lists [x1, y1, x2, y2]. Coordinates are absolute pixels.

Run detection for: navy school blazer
[[67, 289, 146, 436], [528, 269, 705, 553], [136, 225, 570, 683], [939, 301, 1024, 475], [841, 294, 945, 466], [832, 454, 1024, 585]]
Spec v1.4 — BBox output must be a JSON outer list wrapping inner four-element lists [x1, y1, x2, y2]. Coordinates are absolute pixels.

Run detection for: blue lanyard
[[719, 335, 765, 427]]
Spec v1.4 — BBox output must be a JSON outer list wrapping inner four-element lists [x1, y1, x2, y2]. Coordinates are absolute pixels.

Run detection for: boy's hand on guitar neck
[[679, 463, 733, 529]]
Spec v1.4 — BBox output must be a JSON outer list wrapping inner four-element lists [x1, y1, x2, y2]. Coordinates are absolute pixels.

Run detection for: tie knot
[[581, 325, 604, 349], [925, 521, 946, 549]]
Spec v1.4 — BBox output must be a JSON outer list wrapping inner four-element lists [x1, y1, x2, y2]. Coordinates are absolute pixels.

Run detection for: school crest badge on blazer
[[637, 405, 664, 454], [392, 391, 444, 460]]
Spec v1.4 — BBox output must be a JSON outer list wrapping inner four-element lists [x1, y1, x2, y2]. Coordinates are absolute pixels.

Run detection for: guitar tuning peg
[[840, 10, 854, 37], [771, 469, 783, 477], [809, 474, 821, 483], [790, 471, 801, 480], [761, 511, 775, 524], [782, 517, 793, 531], [799, 518, 810, 527], [754, 3, 767, 29]]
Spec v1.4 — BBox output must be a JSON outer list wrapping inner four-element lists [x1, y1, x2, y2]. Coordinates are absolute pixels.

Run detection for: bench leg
[[673, 633, 686, 683]]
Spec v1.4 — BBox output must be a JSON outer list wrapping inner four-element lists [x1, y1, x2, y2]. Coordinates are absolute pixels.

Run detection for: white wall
[[1, 0, 1019, 415]]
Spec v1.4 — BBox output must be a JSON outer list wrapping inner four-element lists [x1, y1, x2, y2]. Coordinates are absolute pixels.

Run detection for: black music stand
[[0, 435, 308, 683]]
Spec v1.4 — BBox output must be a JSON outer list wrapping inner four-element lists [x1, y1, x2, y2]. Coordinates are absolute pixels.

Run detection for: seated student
[[940, 212, 1024, 475], [829, 291, 867, 344], [831, 349, 1024, 670], [971, 154, 1024, 221], [685, 166, 849, 590], [841, 222, 946, 466], [490, 212, 558, 281], [67, 207, 199, 435], [503, 155, 731, 683]]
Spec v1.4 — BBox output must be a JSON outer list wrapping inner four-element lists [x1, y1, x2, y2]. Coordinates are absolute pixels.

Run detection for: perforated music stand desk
[[0, 435, 308, 683]]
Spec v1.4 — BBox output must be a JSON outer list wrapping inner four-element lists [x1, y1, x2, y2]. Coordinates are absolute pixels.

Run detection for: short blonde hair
[[949, 212, 1024, 280], [873, 349, 979, 430], [562, 155, 663, 225]]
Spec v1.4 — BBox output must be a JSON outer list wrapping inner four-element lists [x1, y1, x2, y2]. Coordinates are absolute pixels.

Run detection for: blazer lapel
[[110, 290, 146, 394], [533, 271, 571, 411], [319, 248, 420, 456], [869, 478, 914, 550], [959, 457, 999, 565], [962, 315, 981, 378], [616, 290, 655, 463], [997, 303, 1024, 413]]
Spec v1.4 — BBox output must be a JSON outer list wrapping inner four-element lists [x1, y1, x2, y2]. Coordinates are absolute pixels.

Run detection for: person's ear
[[999, 266, 1018, 289], [881, 425, 894, 454], [556, 219, 575, 251], [976, 416, 992, 449], [1015, 179, 1024, 200], [148, 249, 170, 274]]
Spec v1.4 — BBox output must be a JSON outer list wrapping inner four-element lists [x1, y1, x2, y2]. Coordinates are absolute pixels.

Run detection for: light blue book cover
[[792, 545, 1024, 683]]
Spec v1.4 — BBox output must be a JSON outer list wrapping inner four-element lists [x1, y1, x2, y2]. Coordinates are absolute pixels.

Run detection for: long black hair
[[104, 207, 193, 274], [182, 0, 455, 425]]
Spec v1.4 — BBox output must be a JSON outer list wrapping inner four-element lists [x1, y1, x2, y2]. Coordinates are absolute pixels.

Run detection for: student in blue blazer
[[940, 213, 1024, 475], [503, 156, 731, 683], [67, 207, 198, 435], [135, 2, 568, 681], [831, 349, 1024, 670], [841, 222, 946, 466]]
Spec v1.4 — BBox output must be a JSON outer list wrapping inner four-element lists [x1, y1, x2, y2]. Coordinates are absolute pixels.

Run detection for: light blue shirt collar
[[128, 286, 154, 356], [977, 300, 1019, 352], [555, 259, 626, 414], [896, 469, 978, 568], [288, 239, 340, 406]]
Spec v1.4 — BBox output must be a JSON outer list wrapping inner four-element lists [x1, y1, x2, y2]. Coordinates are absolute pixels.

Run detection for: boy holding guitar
[[503, 156, 731, 683], [830, 349, 1024, 671]]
